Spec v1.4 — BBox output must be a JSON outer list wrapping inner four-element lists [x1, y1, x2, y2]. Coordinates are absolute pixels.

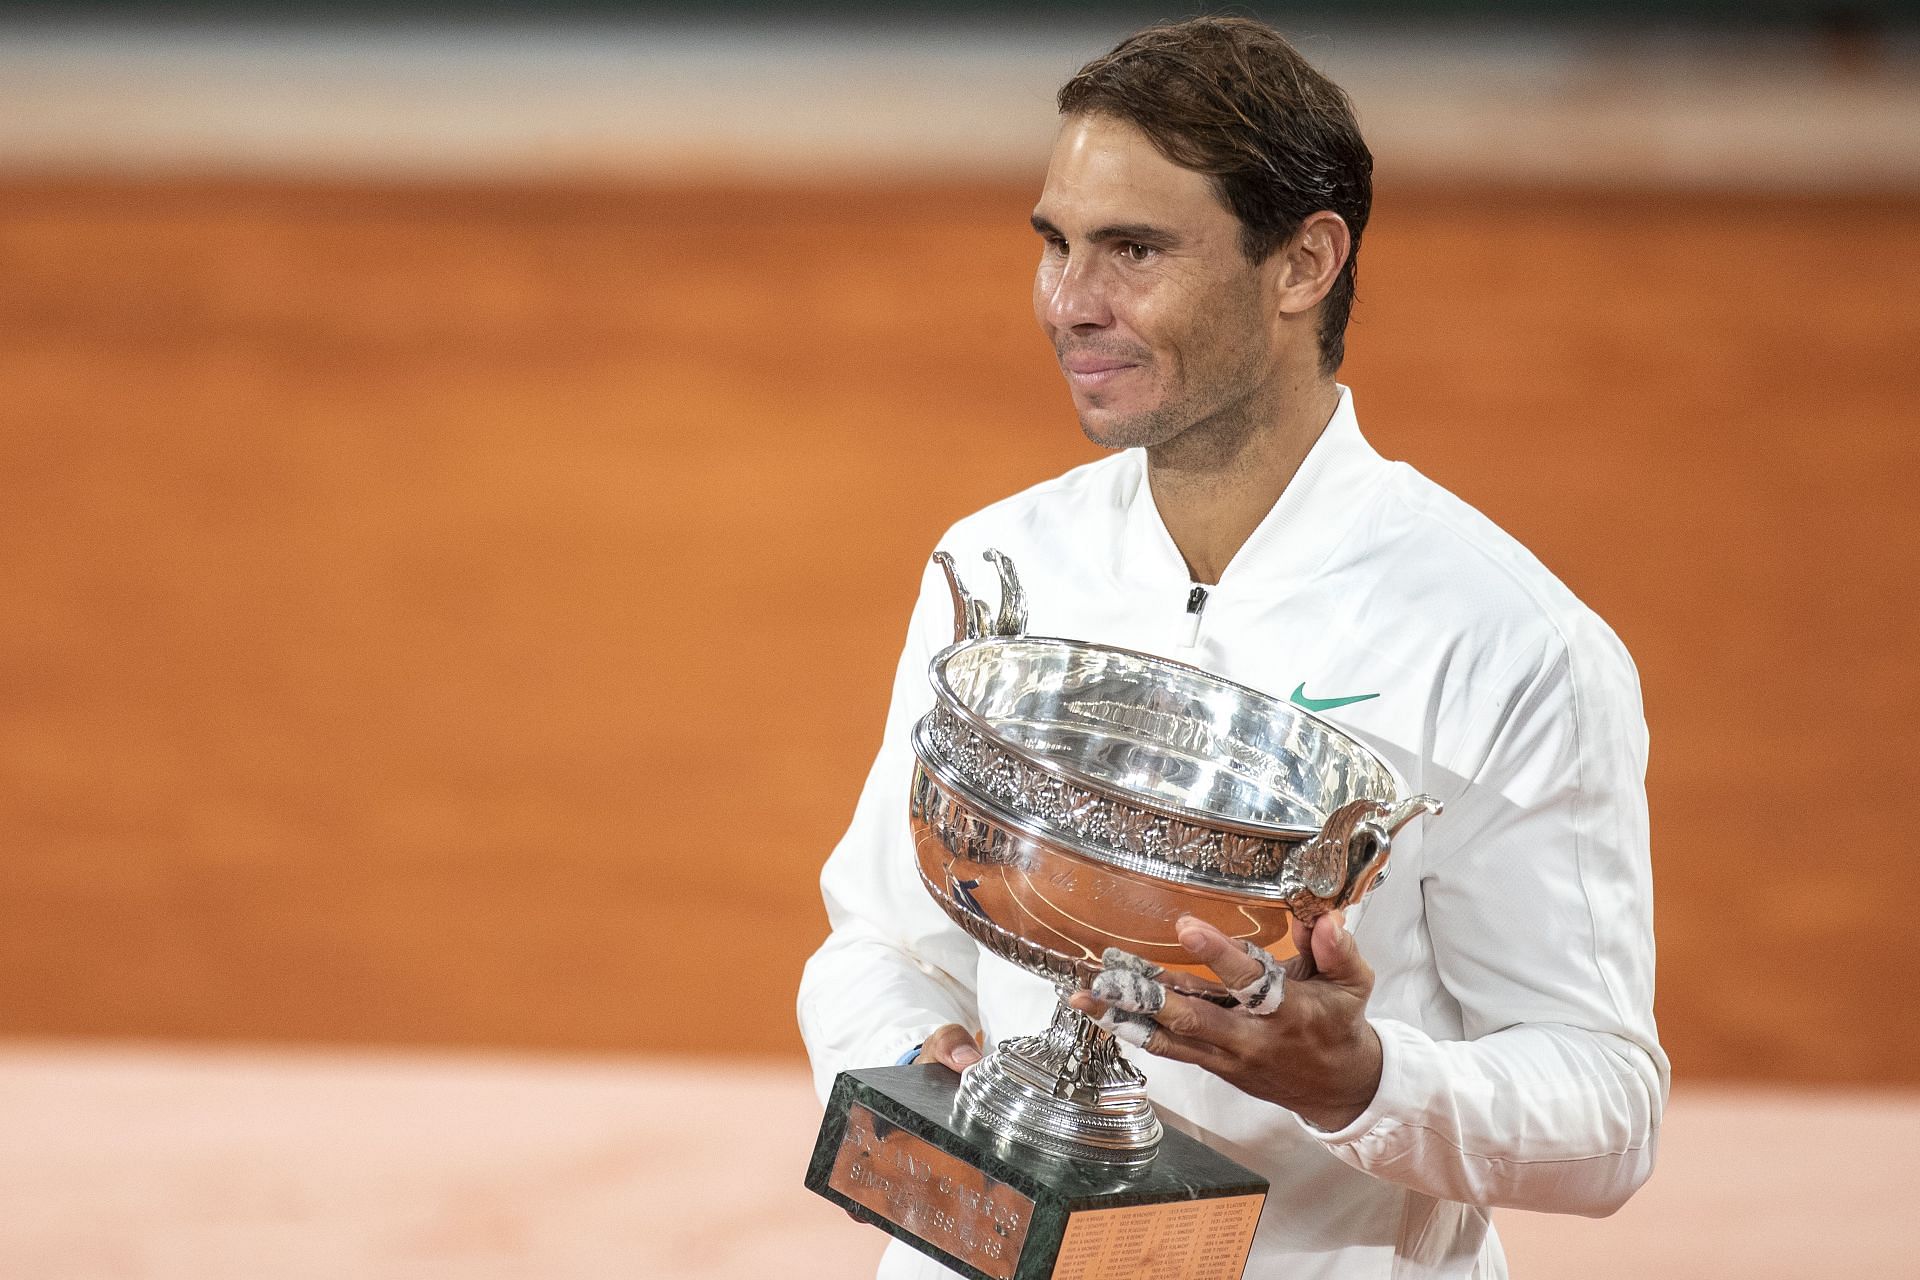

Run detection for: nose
[[1041, 251, 1112, 331]]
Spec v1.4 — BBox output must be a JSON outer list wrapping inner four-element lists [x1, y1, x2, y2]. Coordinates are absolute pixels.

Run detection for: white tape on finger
[[1092, 1007, 1156, 1047], [1090, 968, 1166, 1015], [1230, 938, 1287, 1014]]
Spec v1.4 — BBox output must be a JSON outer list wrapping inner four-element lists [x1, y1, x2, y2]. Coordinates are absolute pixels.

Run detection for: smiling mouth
[[1060, 356, 1141, 387]]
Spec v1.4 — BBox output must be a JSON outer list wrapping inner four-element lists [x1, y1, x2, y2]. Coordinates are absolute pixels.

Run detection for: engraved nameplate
[[827, 1101, 1036, 1280], [1053, 1194, 1263, 1280]]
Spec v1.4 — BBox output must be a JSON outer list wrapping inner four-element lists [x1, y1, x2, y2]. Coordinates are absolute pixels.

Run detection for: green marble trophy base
[[806, 1065, 1268, 1280]]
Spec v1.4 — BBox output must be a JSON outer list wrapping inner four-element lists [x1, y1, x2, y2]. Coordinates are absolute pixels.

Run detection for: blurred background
[[3, 2, 1917, 1277]]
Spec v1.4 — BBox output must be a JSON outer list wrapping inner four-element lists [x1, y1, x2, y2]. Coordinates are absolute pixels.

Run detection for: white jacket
[[798, 388, 1668, 1279]]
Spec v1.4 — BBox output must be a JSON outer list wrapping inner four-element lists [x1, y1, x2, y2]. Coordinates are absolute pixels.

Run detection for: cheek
[[1177, 286, 1260, 381], [1117, 290, 1185, 374]]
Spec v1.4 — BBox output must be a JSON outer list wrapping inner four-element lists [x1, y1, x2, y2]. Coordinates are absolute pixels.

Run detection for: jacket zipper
[[1183, 584, 1209, 647]]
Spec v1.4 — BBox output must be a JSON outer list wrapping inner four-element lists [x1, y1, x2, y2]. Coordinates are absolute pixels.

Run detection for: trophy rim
[[926, 634, 1411, 842]]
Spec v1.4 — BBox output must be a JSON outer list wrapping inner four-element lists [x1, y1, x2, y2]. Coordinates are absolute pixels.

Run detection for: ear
[[1265, 211, 1352, 319]]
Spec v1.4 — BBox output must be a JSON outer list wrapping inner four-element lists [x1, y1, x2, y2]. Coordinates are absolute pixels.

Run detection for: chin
[[1075, 402, 1181, 452], [1078, 421, 1144, 451]]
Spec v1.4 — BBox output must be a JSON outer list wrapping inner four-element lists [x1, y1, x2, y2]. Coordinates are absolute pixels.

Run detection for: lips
[[1061, 355, 1136, 375], [1059, 353, 1142, 390]]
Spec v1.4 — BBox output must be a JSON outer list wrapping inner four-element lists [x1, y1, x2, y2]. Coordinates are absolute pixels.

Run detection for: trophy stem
[[955, 995, 1163, 1166]]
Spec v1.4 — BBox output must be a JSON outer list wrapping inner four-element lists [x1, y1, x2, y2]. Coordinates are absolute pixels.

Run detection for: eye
[[1121, 242, 1157, 263], [1044, 235, 1069, 257]]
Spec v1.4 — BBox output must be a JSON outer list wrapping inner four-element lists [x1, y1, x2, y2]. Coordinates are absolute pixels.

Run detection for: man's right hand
[[920, 1023, 983, 1071]]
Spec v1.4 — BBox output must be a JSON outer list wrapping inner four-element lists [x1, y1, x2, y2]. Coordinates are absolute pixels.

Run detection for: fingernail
[[952, 1044, 981, 1066]]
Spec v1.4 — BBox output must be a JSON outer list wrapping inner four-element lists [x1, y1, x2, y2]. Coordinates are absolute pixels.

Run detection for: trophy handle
[[1337, 793, 1443, 908], [982, 548, 1028, 638], [933, 551, 987, 642], [932, 549, 1028, 643], [1288, 793, 1443, 921]]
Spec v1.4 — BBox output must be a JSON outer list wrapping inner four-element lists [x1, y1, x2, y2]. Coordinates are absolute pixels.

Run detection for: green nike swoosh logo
[[1290, 683, 1380, 713]]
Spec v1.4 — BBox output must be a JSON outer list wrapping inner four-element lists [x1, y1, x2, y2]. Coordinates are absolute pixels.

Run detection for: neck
[[1145, 376, 1340, 585]]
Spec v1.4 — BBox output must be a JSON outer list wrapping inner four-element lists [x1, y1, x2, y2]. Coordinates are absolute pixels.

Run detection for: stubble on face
[[1033, 113, 1280, 469], [1069, 270, 1272, 468]]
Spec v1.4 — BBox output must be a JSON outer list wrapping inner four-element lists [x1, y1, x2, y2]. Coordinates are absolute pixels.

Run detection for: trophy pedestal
[[806, 1065, 1268, 1280], [955, 998, 1163, 1166]]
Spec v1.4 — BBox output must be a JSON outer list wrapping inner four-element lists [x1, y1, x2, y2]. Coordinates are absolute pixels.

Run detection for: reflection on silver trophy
[[909, 549, 1442, 1165]]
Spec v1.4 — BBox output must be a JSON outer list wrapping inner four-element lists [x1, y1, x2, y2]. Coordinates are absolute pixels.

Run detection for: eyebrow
[[1030, 214, 1181, 248]]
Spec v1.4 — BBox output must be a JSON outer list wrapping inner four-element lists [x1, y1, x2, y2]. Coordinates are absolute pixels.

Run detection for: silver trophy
[[910, 549, 1442, 1166]]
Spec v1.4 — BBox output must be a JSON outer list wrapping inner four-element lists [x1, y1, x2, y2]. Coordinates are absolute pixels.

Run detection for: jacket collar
[[1117, 384, 1391, 594]]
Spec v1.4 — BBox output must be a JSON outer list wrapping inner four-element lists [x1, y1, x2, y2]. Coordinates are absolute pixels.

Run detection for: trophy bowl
[[910, 550, 1440, 1166]]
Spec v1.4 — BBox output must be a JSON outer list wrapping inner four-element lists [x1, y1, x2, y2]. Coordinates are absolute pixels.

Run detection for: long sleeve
[[1306, 617, 1670, 1216], [797, 554, 983, 1104]]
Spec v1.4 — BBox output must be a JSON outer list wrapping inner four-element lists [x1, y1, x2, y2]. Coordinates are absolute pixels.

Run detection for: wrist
[[1297, 1022, 1384, 1132]]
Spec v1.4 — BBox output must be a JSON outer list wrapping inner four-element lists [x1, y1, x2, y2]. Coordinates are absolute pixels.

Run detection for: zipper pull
[[1182, 585, 1209, 647]]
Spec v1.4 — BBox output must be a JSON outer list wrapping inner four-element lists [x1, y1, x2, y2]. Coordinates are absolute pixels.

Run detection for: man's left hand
[[1065, 912, 1383, 1132]]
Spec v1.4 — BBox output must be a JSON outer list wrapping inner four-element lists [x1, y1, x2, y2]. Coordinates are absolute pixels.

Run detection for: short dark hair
[[1058, 17, 1373, 374]]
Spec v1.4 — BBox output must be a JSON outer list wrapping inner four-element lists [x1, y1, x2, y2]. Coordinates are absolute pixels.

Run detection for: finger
[[1308, 914, 1373, 996], [921, 1023, 983, 1070], [1174, 916, 1293, 1014], [1289, 912, 1315, 965], [1090, 966, 1166, 1017], [1136, 1015, 1239, 1075], [1290, 907, 1343, 978], [1074, 989, 1236, 1067], [1229, 941, 1289, 1014], [1095, 1007, 1159, 1047], [1100, 946, 1163, 979], [1150, 987, 1251, 1047], [1068, 990, 1159, 1047], [1174, 916, 1266, 990]]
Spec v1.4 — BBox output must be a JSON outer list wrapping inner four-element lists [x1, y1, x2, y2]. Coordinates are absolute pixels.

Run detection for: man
[[799, 16, 1666, 1278]]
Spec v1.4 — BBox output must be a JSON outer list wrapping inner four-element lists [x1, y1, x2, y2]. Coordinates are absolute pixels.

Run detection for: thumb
[[922, 1023, 983, 1071], [1309, 913, 1372, 995]]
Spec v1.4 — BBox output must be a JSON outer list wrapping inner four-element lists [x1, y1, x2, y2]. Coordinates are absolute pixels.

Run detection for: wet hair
[[1058, 17, 1374, 373]]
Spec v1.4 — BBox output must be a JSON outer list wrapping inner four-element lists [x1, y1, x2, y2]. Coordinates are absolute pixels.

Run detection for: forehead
[[1034, 112, 1235, 234]]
